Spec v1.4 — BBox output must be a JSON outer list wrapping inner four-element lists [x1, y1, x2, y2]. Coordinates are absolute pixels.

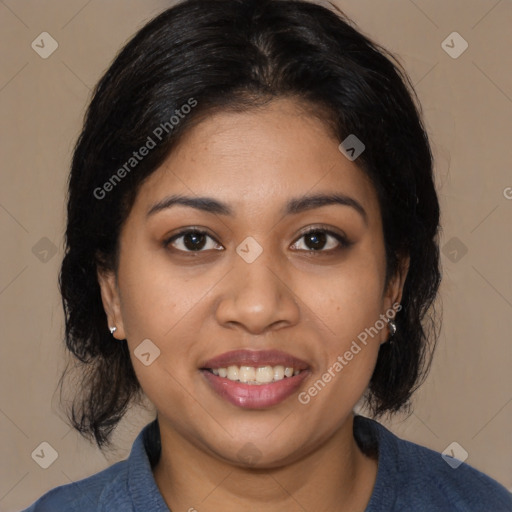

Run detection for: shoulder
[[356, 416, 512, 512], [22, 420, 163, 512], [393, 435, 511, 511], [20, 419, 162, 512], [19, 459, 130, 512]]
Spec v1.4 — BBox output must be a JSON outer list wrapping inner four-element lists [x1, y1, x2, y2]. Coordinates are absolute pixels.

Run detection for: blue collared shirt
[[21, 416, 512, 511]]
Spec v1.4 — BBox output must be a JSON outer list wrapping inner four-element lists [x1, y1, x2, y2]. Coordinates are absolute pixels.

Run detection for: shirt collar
[[354, 415, 398, 512], [126, 418, 170, 512]]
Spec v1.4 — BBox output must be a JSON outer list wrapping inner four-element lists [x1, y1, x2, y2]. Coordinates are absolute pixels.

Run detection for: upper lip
[[200, 349, 310, 370]]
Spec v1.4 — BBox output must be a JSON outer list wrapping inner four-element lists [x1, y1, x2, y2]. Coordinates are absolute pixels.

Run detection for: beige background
[[1, 0, 511, 510]]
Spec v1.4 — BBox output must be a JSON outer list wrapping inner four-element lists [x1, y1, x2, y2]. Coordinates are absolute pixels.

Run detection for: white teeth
[[227, 365, 239, 380], [255, 366, 274, 383], [208, 365, 301, 384], [273, 365, 285, 380], [239, 366, 255, 383]]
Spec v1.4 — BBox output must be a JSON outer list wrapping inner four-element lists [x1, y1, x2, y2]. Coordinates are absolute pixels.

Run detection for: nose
[[215, 249, 301, 335]]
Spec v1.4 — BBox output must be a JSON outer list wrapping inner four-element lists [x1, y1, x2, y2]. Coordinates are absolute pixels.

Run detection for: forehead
[[131, 98, 380, 222]]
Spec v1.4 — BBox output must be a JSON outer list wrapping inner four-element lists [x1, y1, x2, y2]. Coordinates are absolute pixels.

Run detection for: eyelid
[[295, 223, 348, 239], [163, 226, 221, 248], [292, 224, 352, 249]]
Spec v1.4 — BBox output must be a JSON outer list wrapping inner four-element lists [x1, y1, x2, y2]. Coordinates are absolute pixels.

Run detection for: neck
[[153, 414, 378, 512]]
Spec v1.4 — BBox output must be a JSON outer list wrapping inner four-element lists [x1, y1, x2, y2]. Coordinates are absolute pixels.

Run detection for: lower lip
[[201, 369, 310, 409]]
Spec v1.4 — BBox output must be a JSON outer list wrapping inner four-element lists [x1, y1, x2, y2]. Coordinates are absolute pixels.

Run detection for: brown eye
[[291, 228, 351, 252], [164, 229, 222, 252]]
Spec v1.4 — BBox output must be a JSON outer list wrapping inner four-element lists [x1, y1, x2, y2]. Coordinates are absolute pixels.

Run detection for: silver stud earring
[[109, 326, 117, 335], [387, 319, 397, 341]]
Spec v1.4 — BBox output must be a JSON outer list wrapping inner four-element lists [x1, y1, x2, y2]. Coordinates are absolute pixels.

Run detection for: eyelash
[[163, 225, 352, 254]]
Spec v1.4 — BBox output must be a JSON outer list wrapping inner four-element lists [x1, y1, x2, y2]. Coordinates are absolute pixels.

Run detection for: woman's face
[[99, 98, 406, 467]]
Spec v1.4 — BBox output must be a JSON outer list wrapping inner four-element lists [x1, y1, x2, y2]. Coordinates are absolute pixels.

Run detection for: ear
[[384, 254, 410, 307], [97, 267, 126, 340], [381, 254, 410, 342]]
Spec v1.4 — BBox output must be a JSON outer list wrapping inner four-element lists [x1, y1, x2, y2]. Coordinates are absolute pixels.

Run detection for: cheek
[[116, 256, 208, 405], [297, 253, 386, 347], [293, 247, 386, 404], [116, 247, 220, 395], [117, 248, 205, 341], [297, 271, 384, 420]]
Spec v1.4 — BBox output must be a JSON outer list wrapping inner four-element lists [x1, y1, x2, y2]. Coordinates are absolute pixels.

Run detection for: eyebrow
[[146, 192, 367, 224]]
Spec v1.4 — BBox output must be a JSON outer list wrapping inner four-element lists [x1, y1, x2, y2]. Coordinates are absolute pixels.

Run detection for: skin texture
[[98, 98, 408, 512]]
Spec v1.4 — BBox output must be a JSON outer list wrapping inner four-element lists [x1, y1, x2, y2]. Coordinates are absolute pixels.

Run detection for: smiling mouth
[[199, 349, 311, 407], [203, 365, 303, 385]]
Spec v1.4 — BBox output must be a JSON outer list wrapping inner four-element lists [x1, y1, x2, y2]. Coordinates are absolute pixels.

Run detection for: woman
[[21, 0, 512, 511]]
